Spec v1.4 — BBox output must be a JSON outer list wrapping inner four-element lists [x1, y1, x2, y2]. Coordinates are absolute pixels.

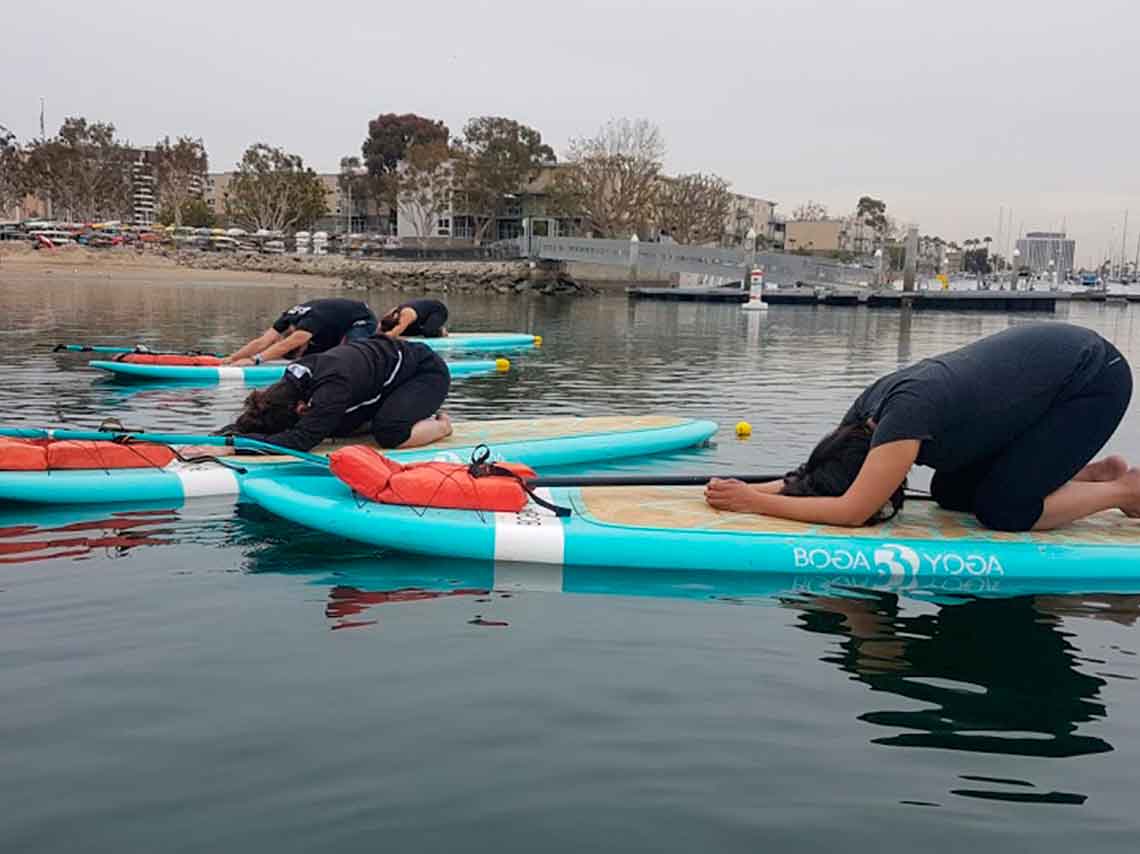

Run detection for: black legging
[[931, 348, 1132, 531], [338, 355, 451, 448]]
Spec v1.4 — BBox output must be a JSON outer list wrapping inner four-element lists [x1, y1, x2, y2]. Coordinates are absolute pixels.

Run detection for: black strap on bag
[[467, 444, 571, 518]]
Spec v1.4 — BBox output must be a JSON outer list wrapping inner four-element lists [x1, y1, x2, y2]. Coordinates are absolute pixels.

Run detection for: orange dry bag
[[329, 446, 537, 512], [0, 438, 176, 471], [46, 441, 176, 469], [115, 354, 223, 366], [0, 438, 49, 471]]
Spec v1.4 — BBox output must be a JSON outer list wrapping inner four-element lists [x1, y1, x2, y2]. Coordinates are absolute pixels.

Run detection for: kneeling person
[[380, 298, 448, 338], [224, 337, 451, 453], [706, 323, 1136, 532]]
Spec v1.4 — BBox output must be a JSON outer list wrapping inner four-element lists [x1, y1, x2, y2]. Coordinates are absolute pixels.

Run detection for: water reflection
[[0, 506, 178, 563], [785, 590, 1123, 766]]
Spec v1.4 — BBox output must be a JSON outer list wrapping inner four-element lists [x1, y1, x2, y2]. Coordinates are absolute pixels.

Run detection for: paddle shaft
[[54, 344, 222, 357], [0, 427, 329, 467], [528, 472, 935, 501]]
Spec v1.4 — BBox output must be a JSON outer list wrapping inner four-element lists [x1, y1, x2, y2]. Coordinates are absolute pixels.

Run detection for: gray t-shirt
[[842, 323, 1115, 471]]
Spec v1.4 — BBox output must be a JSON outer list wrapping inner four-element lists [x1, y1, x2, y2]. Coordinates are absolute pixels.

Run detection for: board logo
[[872, 543, 920, 578], [791, 543, 1004, 577]]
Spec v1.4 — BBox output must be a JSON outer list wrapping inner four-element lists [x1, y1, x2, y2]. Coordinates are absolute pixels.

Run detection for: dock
[[628, 286, 1139, 312], [627, 286, 747, 303]]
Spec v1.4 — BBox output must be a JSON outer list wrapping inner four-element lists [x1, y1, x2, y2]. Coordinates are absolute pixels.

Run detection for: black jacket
[[243, 337, 443, 451]]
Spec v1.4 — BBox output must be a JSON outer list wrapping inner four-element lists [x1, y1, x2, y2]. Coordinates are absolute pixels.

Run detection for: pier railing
[[513, 234, 873, 288]]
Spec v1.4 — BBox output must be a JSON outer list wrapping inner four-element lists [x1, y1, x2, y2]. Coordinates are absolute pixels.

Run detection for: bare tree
[[154, 136, 208, 227], [224, 143, 327, 232], [23, 117, 131, 222], [396, 141, 454, 237], [656, 172, 733, 245], [792, 200, 828, 221], [549, 118, 664, 238]]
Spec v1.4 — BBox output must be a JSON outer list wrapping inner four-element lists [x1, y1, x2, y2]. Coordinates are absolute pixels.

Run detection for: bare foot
[[434, 411, 453, 436], [1119, 468, 1140, 518], [1082, 454, 1129, 483]]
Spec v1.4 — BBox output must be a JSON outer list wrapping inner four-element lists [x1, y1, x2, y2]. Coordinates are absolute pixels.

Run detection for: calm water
[[3, 273, 1140, 852]]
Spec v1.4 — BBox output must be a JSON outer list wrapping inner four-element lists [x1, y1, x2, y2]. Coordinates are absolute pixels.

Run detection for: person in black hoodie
[[197, 336, 451, 455]]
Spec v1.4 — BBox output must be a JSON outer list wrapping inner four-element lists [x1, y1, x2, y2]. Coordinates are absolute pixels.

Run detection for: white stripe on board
[[216, 367, 246, 383], [493, 489, 565, 566], [170, 462, 241, 499]]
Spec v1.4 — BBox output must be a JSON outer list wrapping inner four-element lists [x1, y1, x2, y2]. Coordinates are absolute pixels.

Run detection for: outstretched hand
[[704, 478, 760, 513]]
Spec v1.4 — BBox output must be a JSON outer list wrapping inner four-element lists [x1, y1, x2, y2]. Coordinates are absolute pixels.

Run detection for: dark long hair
[[378, 309, 400, 332], [231, 379, 304, 435], [780, 423, 905, 524]]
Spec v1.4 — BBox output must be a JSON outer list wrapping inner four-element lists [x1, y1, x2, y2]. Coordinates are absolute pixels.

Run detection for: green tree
[[159, 197, 216, 228], [224, 143, 327, 232], [0, 125, 24, 215], [362, 113, 449, 210], [854, 195, 889, 252], [453, 116, 555, 241], [23, 117, 132, 221], [154, 136, 208, 228], [548, 118, 664, 238]]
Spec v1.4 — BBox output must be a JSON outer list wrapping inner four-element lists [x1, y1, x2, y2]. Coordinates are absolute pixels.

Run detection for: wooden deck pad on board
[[240, 415, 689, 467], [579, 486, 1140, 547]]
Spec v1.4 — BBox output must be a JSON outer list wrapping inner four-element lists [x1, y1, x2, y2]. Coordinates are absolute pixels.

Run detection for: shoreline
[[0, 245, 595, 294], [0, 246, 343, 290]]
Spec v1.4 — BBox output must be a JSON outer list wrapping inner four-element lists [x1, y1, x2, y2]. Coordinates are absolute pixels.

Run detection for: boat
[[242, 478, 1140, 585], [88, 356, 507, 385], [0, 416, 717, 506]]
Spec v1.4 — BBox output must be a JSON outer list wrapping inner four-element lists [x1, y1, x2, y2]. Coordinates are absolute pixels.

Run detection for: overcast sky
[[4, 0, 1137, 265]]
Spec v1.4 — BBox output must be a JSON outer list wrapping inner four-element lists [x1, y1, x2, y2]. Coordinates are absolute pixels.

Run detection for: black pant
[[414, 305, 448, 337], [339, 354, 450, 448], [931, 348, 1132, 531]]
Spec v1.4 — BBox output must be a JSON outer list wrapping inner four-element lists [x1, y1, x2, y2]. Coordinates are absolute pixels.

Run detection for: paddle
[[0, 426, 330, 467], [526, 472, 935, 500], [53, 344, 223, 357]]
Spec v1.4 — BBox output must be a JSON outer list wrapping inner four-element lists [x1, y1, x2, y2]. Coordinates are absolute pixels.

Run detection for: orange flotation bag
[[0, 438, 176, 471], [329, 446, 537, 512], [0, 438, 49, 471], [115, 353, 223, 366]]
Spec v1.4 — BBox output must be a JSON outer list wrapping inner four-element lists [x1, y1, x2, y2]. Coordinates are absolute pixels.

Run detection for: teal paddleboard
[[242, 475, 1140, 585], [0, 416, 716, 506], [60, 332, 538, 356], [89, 357, 506, 385]]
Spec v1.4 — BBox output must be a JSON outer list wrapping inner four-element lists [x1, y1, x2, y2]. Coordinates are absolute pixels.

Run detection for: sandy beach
[[0, 244, 344, 290]]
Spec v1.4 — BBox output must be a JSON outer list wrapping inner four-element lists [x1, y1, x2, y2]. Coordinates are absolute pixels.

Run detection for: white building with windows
[[1015, 232, 1076, 275], [130, 148, 158, 226]]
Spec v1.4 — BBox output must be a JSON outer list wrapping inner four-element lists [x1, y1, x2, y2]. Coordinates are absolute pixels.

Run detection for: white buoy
[[741, 266, 768, 311]]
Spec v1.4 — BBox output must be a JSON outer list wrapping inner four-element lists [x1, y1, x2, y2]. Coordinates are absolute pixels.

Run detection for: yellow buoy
[[495, 358, 511, 372], [533, 335, 543, 347], [735, 421, 752, 438]]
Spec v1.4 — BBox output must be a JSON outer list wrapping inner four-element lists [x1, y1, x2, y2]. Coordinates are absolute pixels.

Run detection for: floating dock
[[627, 286, 747, 303], [628, 286, 1138, 312]]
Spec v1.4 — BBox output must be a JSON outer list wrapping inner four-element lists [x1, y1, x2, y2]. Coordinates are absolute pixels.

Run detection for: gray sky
[[4, 0, 1137, 265]]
